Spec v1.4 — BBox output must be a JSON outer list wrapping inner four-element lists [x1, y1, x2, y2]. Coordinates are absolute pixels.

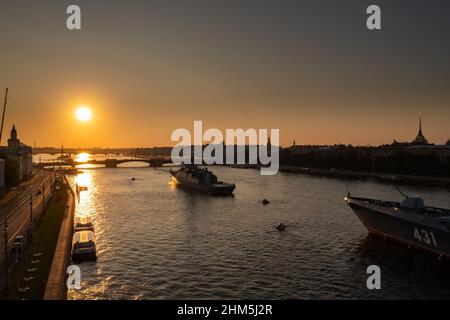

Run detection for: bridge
[[36, 156, 173, 168], [32, 147, 172, 156]]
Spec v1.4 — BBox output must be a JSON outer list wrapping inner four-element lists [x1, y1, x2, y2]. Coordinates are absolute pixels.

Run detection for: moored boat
[[72, 230, 97, 261], [345, 194, 450, 259], [74, 215, 94, 232]]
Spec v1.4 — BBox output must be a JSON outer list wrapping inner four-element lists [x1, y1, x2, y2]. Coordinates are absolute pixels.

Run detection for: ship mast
[[0, 88, 8, 144]]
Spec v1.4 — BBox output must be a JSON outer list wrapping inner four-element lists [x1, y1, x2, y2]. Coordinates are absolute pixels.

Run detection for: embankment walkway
[[43, 178, 75, 300]]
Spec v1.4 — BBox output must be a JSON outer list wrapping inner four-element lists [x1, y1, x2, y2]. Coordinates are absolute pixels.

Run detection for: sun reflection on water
[[76, 152, 90, 163], [168, 179, 177, 191], [74, 170, 97, 218], [76, 172, 92, 187]]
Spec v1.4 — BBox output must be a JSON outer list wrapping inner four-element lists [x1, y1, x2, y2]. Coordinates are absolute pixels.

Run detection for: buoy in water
[[276, 223, 286, 231], [262, 199, 270, 205]]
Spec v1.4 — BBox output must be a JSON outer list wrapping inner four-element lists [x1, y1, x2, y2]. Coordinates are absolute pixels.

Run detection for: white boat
[[72, 230, 97, 261]]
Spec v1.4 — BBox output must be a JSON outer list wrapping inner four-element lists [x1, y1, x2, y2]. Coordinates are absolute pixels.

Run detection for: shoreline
[[278, 165, 450, 186], [43, 175, 75, 300]]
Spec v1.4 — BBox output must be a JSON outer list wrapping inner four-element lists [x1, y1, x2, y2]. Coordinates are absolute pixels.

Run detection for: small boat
[[74, 215, 94, 232], [262, 199, 270, 205], [72, 230, 97, 261]]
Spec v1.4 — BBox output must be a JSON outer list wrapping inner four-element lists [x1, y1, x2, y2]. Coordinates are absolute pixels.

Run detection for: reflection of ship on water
[[170, 164, 235, 195], [346, 193, 450, 259]]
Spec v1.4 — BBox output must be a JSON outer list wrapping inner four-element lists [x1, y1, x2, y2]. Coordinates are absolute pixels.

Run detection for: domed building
[[412, 113, 429, 145]]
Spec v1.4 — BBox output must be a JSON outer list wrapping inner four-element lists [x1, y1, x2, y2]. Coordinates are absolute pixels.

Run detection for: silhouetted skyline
[[1, 0, 449, 147]]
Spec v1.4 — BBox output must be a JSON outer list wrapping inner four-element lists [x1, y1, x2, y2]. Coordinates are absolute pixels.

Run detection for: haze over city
[[2, 0, 450, 305], [1, 0, 450, 148]]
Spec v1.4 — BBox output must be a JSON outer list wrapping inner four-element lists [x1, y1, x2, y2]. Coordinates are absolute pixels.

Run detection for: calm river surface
[[49, 155, 450, 299]]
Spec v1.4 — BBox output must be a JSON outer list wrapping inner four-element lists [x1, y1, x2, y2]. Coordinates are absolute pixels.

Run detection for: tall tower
[[418, 112, 423, 135], [413, 111, 428, 145], [10, 124, 17, 140], [7, 124, 21, 149]]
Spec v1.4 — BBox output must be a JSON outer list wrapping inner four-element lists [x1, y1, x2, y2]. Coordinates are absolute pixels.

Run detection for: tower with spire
[[7, 124, 21, 149], [0, 124, 32, 186], [267, 136, 271, 156], [412, 112, 429, 145]]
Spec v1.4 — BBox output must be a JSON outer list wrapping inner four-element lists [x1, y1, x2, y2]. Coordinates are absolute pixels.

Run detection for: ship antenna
[[0, 88, 8, 144], [393, 184, 408, 199]]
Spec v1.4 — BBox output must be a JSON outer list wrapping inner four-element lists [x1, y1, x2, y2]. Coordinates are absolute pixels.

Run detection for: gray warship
[[170, 164, 236, 195], [345, 193, 450, 259]]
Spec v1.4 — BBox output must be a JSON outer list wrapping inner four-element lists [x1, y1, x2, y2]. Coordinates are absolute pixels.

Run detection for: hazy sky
[[0, 0, 449, 147]]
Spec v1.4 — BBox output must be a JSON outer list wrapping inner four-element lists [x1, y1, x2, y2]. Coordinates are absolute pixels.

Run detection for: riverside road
[[0, 169, 55, 287]]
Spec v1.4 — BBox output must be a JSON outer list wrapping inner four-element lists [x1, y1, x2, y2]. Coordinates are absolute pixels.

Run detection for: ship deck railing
[[348, 196, 450, 218]]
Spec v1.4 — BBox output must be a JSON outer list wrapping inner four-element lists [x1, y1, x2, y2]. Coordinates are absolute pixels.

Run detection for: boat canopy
[[73, 230, 95, 244], [75, 215, 92, 225]]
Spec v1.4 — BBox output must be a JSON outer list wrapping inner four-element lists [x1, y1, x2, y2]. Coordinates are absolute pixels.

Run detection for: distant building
[[287, 142, 347, 155], [412, 113, 429, 145], [285, 113, 450, 172], [0, 125, 32, 189], [374, 114, 450, 166]]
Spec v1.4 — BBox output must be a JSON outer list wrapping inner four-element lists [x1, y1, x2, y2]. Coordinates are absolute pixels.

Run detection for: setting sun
[[75, 106, 92, 122]]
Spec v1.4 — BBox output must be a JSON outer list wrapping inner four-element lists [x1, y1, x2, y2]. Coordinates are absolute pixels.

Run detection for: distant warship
[[346, 193, 450, 259], [170, 164, 235, 195]]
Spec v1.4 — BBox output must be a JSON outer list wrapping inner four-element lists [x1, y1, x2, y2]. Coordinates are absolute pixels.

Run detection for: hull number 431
[[414, 228, 438, 247]]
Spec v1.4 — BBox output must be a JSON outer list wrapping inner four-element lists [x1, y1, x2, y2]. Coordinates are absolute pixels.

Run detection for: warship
[[345, 193, 450, 259], [170, 164, 235, 195]]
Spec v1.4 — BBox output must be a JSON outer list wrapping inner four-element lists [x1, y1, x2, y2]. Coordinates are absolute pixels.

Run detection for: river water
[[37, 154, 450, 299]]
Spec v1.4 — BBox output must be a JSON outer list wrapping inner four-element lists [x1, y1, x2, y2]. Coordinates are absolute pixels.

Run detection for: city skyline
[[1, 0, 450, 303], [1, 0, 450, 148], [5, 104, 448, 149]]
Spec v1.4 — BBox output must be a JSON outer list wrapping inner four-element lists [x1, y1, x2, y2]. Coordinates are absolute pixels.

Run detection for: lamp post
[[29, 193, 33, 234], [3, 220, 10, 288]]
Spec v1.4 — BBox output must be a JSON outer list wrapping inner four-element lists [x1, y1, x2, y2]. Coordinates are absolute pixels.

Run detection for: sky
[[0, 0, 449, 148]]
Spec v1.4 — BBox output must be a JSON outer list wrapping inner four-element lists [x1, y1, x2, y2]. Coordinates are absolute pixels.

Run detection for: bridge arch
[[116, 160, 152, 168]]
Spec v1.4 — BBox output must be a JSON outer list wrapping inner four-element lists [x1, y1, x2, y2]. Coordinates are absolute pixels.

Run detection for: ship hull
[[171, 176, 235, 196], [348, 200, 450, 259]]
